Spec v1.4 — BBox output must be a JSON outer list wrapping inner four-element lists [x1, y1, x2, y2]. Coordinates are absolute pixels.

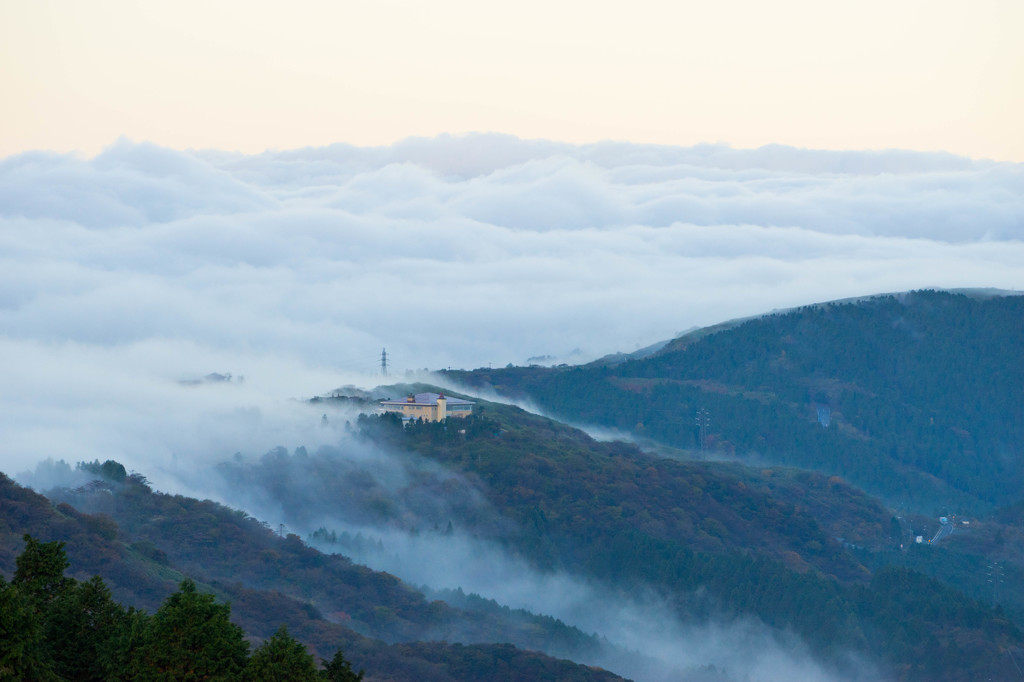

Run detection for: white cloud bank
[[1, 133, 1022, 477], [4, 133, 1013, 680]]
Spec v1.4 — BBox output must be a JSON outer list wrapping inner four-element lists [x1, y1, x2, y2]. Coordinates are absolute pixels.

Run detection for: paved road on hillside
[[931, 521, 954, 544]]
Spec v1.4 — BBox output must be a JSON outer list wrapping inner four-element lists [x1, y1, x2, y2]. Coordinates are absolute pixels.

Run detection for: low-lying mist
[[3, 336, 377, 494], [306, 522, 873, 682], [195, 430, 880, 682], [13, 383, 882, 681]]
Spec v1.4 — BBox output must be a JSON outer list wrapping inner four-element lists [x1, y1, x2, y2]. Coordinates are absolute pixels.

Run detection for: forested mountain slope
[[0, 471, 626, 682], [8, 382, 1024, 680], [343, 408, 1023, 681], [446, 290, 1024, 513], [8, 290, 1024, 682]]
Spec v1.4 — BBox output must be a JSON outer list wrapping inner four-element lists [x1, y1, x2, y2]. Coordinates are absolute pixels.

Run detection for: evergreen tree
[[46, 575, 128, 681], [321, 647, 364, 682], [97, 606, 150, 682], [12, 534, 73, 607], [136, 579, 249, 681], [0, 575, 57, 681], [247, 625, 319, 681]]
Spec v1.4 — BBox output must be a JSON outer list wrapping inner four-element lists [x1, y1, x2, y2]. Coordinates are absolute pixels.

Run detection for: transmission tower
[[987, 561, 1005, 606], [380, 348, 388, 377], [695, 407, 710, 455]]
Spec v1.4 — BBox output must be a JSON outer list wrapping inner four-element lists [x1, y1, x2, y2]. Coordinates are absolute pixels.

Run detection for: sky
[[1, 7, 1022, 677], [1, 0, 1023, 517], [2, 0, 1023, 161]]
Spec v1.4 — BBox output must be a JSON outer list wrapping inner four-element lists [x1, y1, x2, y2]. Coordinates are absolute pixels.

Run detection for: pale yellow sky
[[2, 0, 1022, 160]]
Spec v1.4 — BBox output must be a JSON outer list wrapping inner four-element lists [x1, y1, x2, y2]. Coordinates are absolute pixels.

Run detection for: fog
[[345, 532, 872, 682], [310, 525, 873, 682], [192, 434, 881, 682], [1, 134, 1014, 679], [4, 135, 1021, 477], [15, 394, 882, 680], [3, 136, 1021, 385]]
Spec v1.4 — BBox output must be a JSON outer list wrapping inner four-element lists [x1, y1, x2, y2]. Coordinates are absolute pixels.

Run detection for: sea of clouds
[[2, 132, 1022, 478], [6, 132, 1016, 680]]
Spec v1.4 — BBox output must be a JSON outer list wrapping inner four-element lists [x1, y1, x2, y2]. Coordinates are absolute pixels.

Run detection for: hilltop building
[[379, 392, 474, 423]]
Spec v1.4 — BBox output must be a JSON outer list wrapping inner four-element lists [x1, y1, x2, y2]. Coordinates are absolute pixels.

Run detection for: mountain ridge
[[444, 289, 1024, 513], [6, 288, 1024, 681]]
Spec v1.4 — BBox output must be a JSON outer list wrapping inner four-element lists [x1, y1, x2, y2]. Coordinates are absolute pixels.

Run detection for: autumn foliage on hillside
[[353, 408, 1024, 681]]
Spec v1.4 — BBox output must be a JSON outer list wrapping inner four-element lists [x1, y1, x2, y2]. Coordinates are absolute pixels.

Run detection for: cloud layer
[[3, 134, 1012, 680], [1, 133, 1022, 476]]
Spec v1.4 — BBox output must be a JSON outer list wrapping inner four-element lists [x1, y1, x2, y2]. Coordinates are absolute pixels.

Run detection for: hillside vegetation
[[6, 290, 1023, 682], [0, 471, 626, 682], [447, 290, 1024, 513], [349, 408, 1023, 681]]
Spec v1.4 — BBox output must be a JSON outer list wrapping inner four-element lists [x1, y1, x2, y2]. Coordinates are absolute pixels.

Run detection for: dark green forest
[[0, 471, 627, 682], [349, 408, 1024, 681], [5, 290, 1023, 682], [0, 534, 362, 681], [446, 291, 1024, 513]]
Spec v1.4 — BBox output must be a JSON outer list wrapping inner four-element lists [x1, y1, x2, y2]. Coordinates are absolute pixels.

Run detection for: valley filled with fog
[[16, 395, 875, 682]]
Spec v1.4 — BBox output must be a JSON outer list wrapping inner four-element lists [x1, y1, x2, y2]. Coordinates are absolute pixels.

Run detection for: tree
[[96, 606, 149, 682], [0, 576, 57, 681], [321, 647, 364, 682], [136, 579, 249, 681], [78, 459, 128, 483], [247, 625, 319, 681], [46, 575, 128, 681], [12, 534, 72, 607]]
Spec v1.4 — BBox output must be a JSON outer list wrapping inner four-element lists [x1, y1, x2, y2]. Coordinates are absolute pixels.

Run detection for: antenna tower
[[381, 348, 388, 377], [695, 407, 710, 455], [987, 561, 1004, 606]]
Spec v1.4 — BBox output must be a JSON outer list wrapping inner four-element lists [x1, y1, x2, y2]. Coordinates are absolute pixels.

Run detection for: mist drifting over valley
[[185, 429, 881, 682], [3, 135, 1022, 680], [3, 135, 1022, 477]]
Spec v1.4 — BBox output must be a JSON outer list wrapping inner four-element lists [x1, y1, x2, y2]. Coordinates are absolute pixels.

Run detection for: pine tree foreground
[[0, 535, 363, 681]]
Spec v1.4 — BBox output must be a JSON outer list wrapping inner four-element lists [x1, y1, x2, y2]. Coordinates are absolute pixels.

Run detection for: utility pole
[[695, 408, 710, 456], [381, 348, 388, 377]]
